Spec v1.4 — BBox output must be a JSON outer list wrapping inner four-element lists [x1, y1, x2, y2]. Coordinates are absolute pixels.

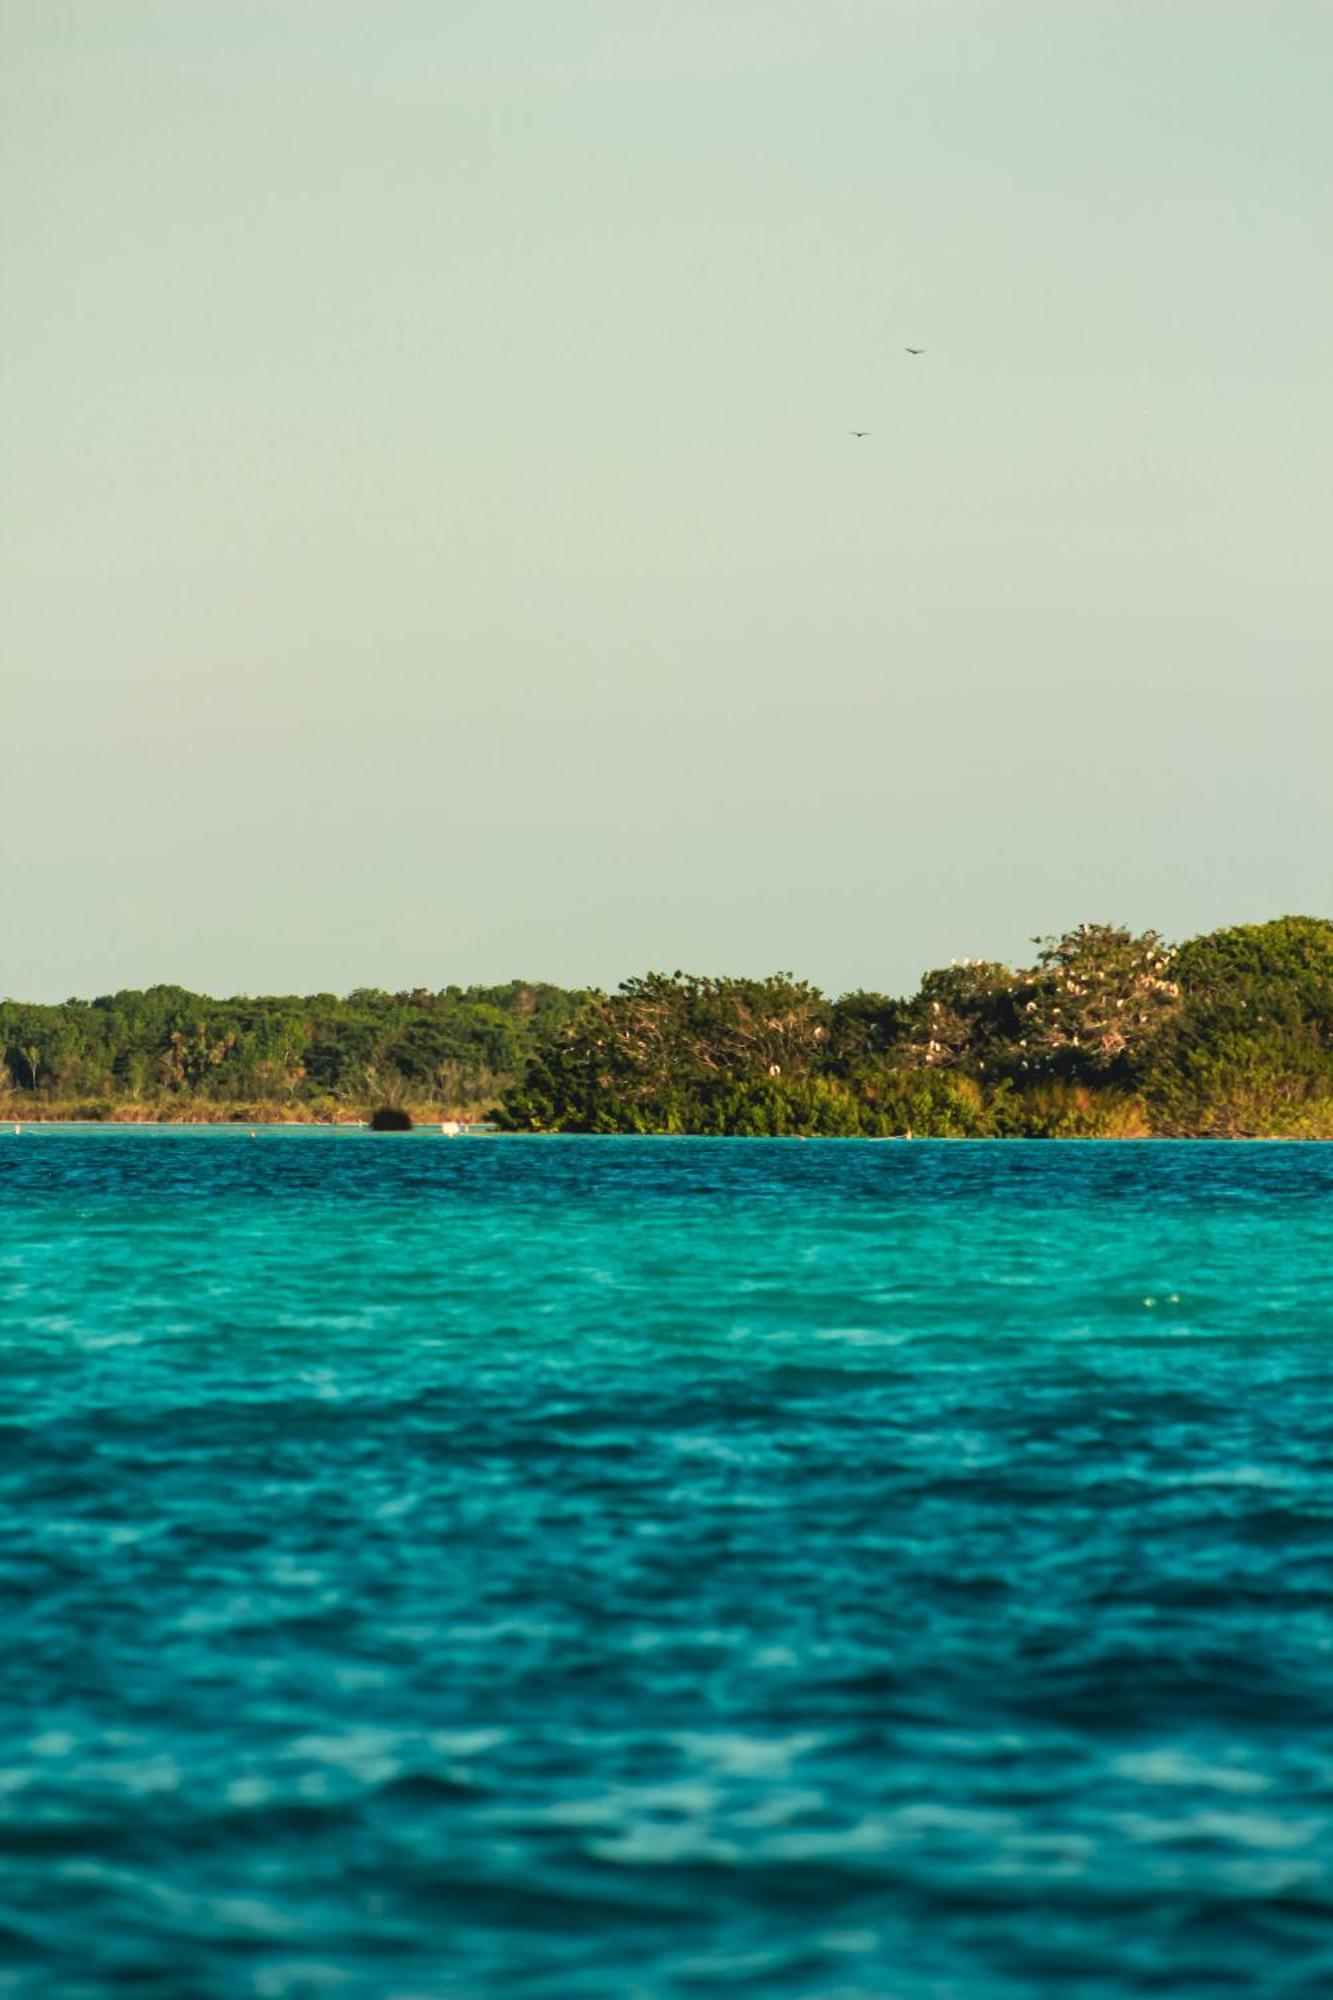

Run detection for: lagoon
[[2, 1134, 1331, 1996]]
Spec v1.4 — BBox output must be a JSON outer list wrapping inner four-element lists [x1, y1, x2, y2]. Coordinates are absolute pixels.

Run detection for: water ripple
[[1, 1135, 1331, 1995]]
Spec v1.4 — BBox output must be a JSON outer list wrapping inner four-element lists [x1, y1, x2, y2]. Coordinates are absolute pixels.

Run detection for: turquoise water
[[2, 1132, 1331, 1998]]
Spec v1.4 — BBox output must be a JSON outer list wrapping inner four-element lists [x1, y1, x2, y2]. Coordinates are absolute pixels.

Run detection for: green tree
[[1144, 917, 1333, 1134]]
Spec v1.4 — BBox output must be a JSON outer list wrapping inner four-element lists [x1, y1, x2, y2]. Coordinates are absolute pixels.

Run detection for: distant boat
[[441, 1119, 464, 1138]]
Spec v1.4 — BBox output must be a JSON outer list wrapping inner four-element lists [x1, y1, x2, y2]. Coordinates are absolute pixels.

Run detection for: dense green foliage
[[498, 918, 1333, 1137], [5, 918, 1330, 1132], [0, 983, 583, 1120]]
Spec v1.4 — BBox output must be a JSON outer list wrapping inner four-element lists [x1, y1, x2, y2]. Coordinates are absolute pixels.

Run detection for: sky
[[2, 0, 1329, 1001]]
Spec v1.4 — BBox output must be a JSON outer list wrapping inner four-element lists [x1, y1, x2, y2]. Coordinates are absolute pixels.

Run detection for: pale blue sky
[[2, 1, 1329, 1000]]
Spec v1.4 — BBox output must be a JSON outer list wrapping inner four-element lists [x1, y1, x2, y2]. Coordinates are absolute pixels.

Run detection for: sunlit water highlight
[[2, 1132, 1331, 1997]]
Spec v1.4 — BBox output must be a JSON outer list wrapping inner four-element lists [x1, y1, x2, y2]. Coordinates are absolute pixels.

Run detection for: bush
[[1011, 1083, 1151, 1138]]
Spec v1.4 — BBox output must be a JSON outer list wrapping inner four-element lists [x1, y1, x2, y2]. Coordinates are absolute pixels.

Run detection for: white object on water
[[441, 1119, 463, 1137]]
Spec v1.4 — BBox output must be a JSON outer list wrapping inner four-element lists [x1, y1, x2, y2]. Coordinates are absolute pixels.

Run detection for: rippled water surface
[[2, 1132, 1331, 1997]]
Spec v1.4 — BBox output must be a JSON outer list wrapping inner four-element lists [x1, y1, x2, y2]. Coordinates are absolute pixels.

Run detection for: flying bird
[[904, 347, 925, 356], [849, 429, 871, 437]]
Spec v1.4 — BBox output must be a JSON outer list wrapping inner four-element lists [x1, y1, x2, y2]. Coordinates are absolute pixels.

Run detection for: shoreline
[[0, 1105, 487, 1128], [4, 1120, 1323, 1142]]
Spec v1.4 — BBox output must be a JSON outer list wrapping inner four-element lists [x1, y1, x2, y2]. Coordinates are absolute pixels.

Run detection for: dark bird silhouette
[[904, 347, 925, 356], [849, 429, 871, 437]]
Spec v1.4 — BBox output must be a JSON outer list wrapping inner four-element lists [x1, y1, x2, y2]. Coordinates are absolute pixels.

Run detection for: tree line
[[496, 917, 1333, 1137], [0, 982, 583, 1122], [3, 917, 1330, 1133]]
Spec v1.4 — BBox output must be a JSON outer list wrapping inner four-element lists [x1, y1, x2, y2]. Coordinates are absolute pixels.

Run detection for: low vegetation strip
[[4, 919, 1331, 1136]]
